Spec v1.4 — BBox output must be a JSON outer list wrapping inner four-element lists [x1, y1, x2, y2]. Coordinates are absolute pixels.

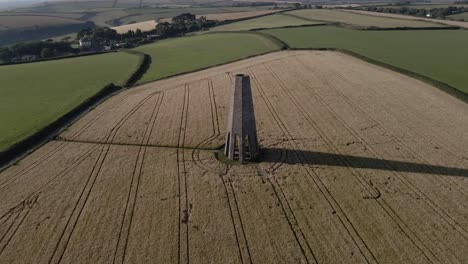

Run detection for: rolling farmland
[[94, 6, 277, 26], [0, 15, 82, 31], [0, 52, 141, 152], [159, 9, 280, 23], [448, 12, 468, 22], [345, 9, 468, 29], [134, 32, 282, 84], [0, 4, 280, 44], [285, 9, 447, 28], [262, 26, 468, 94], [0, 13, 89, 45], [1, 50, 467, 263], [379, 4, 468, 10], [209, 13, 319, 31]]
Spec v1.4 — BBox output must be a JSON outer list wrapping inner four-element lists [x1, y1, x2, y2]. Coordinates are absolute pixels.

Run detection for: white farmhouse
[[79, 38, 92, 47]]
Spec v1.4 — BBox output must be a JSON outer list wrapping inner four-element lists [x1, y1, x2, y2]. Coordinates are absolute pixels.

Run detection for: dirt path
[[1, 51, 467, 263]]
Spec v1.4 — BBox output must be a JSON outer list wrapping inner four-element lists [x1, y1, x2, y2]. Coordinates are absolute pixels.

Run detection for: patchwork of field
[[0, 5, 279, 42], [449, 12, 468, 21], [120, 7, 278, 23], [93, 6, 276, 26], [160, 9, 280, 23], [0, 12, 85, 19], [0, 15, 82, 31], [198, 9, 279, 21], [209, 13, 319, 31], [1, 50, 467, 263], [0, 52, 142, 152], [262, 26, 468, 94], [285, 9, 447, 28], [345, 9, 468, 29], [134, 32, 282, 83], [111, 19, 157, 33], [380, 4, 468, 10], [14, 1, 134, 13]]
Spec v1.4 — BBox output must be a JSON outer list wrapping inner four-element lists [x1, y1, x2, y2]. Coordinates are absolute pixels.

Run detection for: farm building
[[79, 38, 92, 48]]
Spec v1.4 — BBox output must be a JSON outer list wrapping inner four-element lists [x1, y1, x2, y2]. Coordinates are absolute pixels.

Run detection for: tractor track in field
[[1, 51, 467, 263], [249, 66, 379, 264], [291, 56, 468, 240], [48, 91, 161, 263], [113, 93, 165, 263], [267, 61, 443, 263]]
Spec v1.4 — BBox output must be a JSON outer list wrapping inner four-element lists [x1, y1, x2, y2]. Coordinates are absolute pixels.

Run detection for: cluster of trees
[[0, 41, 78, 62], [153, 13, 217, 37], [74, 13, 218, 50], [78, 27, 146, 42], [77, 26, 153, 50], [359, 5, 466, 19]]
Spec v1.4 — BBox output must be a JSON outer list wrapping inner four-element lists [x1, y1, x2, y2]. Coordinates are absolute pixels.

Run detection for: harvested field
[[285, 9, 447, 28], [1, 50, 468, 263], [209, 13, 320, 31], [345, 9, 468, 29], [111, 20, 157, 33]]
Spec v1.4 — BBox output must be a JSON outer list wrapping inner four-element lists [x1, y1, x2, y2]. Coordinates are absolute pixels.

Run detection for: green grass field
[[448, 12, 468, 21], [262, 26, 468, 94], [379, 4, 468, 10], [134, 32, 282, 83], [285, 9, 445, 28], [0, 52, 141, 152], [209, 13, 320, 31]]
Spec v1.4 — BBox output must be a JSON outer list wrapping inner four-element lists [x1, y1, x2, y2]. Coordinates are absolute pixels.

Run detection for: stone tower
[[224, 74, 259, 162]]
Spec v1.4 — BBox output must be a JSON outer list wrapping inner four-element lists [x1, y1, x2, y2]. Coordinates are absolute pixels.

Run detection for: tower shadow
[[260, 148, 468, 178]]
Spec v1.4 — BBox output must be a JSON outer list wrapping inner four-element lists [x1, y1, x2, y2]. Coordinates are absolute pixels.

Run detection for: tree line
[[0, 41, 78, 62]]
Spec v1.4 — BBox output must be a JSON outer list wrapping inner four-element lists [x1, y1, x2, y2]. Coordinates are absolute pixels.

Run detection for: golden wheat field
[[1, 51, 467, 263], [111, 20, 158, 33]]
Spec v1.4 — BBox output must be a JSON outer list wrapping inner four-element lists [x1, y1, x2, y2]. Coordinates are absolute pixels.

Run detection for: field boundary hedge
[[212, 9, 292, 27], [249, 23, 331, 31], [0, 50, 117, 67], [289, 47, 468, 104], [122, 50, 152, 86], [0, 83, 122, 171], [135, 31, 286, 86], [281, 12, 457, 30], [203, 30, 289, 49], [135, 49, 281, 86], [362, 26, 460, 30]]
